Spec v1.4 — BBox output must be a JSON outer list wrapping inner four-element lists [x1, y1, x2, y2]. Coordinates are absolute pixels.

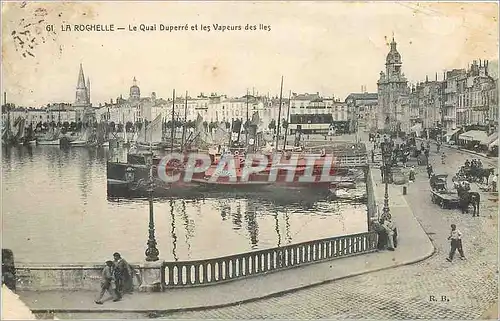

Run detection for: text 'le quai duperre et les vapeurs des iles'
[[56, 23, 272, 32]]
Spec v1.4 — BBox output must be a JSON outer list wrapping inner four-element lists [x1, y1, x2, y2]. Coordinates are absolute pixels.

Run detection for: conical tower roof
[[77, 63, 86, 89]]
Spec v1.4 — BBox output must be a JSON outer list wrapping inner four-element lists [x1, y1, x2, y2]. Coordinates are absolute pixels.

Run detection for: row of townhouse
[[94, 92, 350, 132], [406, 60, 498, 141], [2, 103, 90, 127]]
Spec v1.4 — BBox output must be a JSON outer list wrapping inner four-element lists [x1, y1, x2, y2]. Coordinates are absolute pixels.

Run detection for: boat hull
[[70, 140, 88, 147], [38, 139, 60, 146]]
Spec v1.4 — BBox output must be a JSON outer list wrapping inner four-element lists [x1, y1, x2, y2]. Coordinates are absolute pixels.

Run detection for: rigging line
[[397, 2, 483, 32]]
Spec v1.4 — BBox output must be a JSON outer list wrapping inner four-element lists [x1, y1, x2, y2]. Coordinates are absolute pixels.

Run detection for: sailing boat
[[136, 114, 163, 150], [38, 125, 61, 145], [70, 127, 91, 147], [121, 113, 130, 147], [22, 123, 37, 145], [2, 111, 15, 146]]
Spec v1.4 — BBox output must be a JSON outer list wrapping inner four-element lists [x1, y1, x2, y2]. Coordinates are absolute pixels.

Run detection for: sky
[[1, 1, 498, 107]]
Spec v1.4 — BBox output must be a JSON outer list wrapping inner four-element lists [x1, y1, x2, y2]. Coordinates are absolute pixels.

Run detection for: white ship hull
[[70, 140, 88, 147], [37, 139, 60, 146]]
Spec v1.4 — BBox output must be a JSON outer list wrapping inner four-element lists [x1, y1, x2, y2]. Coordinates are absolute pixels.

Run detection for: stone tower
[[74, 64, 90, 108], [129, 77, 141, 101], [377, 36, 409, 131], [86, 78, 91, 106]]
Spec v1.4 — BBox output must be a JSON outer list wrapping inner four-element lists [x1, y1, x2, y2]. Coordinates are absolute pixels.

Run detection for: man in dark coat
[[113, 252, 134, 295]]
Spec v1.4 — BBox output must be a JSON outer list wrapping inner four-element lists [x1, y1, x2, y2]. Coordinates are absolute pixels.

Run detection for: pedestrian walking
[[409, 166, 415, 183], [95, 260, 121, 304], [492, 174, 498, 193], [426, 164, 433, 179], [446, 224, 466, 262], [113, 252, 134, 295], [371, 149, 375, 163]]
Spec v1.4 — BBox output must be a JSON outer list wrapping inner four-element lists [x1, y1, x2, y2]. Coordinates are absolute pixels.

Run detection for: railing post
[[160, 262, 166, 290]]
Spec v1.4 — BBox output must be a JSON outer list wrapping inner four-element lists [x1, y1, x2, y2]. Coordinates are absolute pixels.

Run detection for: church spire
[[77, 63, 86, 89], [75, 63, 90, 107]]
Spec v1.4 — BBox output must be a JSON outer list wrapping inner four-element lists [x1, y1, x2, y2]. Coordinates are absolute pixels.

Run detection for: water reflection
[[245, 201, 259, 249], [274, 213, 281, 248], [284, 212, 292, 244], [169, 199, 178, 261], [232, 203, 242, 230], [180, 200, 193, 257], [2, 145, 368, 264]]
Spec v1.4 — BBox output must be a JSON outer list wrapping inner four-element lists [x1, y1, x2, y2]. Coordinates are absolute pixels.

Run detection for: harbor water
[[1, 145, 368, 264]]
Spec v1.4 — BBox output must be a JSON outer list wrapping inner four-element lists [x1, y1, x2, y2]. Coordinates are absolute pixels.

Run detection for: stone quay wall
[[14, 263, 160, 292]]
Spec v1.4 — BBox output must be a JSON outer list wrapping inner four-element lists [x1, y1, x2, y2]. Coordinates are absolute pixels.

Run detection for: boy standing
[[446, 224, 466, 262], [95, 260, 121, 304]]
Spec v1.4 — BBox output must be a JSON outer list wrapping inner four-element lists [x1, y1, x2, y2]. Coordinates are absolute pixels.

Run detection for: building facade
[[345, 92, 378, 132], [456, 60, 495, 127]]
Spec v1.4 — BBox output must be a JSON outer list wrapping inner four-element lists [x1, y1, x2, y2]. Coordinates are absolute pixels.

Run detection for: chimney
[[435, 72, 437, 81]]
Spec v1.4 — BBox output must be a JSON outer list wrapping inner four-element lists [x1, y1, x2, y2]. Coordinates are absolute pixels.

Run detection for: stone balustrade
[[161, 231, 377, 288]]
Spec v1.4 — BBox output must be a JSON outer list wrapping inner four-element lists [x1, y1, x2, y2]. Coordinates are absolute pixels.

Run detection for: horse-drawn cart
[[430, 190, 461, 209], [430, 174, 461, 209]]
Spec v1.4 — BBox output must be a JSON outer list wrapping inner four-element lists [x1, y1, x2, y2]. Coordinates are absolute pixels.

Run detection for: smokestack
[[435, 72, 437, 81], [3, 92, 6, 105]]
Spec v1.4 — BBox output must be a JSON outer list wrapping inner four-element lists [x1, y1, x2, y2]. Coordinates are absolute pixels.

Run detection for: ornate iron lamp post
[[381, 138, 393, 221], [143, 151, 160, 262]]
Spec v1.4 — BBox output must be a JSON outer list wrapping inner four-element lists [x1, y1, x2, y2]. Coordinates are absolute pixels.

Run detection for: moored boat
[[38, 138, 60, 146]]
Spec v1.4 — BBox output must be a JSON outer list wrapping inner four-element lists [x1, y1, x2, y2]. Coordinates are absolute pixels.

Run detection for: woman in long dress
[[113, 252, 134, 294]]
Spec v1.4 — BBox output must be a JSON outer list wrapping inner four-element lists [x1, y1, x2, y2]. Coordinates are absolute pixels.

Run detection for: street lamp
[[381, 139, 392, 221], [143, 151, 160, 262]]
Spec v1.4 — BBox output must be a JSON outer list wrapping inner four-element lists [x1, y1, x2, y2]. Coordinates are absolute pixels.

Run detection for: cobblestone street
[[157, 145, 498, 319]]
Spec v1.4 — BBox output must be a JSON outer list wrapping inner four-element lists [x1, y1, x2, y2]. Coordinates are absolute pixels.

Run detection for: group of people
[[95, 252, 135, 305], [374, 217, 397, 251]]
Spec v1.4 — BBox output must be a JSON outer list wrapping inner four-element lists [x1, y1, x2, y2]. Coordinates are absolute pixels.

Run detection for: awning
[[490, 139, 498, 148], [481, 132, 498, 145], [444, 128, 461, 137], [459, 130, 488, 142]]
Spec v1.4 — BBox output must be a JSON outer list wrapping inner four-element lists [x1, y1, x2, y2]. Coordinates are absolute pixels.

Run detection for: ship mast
[[245, 89, 249, 146], [275, 76, 284, 150], [181, 91, 188, 151], [283, 90, 291, 150], [170, 89, 175, 152]]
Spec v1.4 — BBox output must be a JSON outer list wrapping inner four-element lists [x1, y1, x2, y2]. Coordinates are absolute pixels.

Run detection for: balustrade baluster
[[177, 265, 183, 285], [232, 258, 238, 277], [203, 263, 209, 283], [210, 263, 215, 282], [194, 264, 200, 284], [167, 265, 174, 286], [246, 256, 251, 275], [218, 261, 224, 281], [240, 257, 245, 276]]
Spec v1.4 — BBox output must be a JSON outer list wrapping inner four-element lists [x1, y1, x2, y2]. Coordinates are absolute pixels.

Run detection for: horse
[[475, 168, 495, 184], [458, 189, 481, 216]]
